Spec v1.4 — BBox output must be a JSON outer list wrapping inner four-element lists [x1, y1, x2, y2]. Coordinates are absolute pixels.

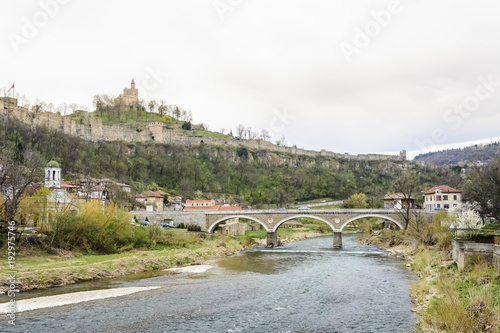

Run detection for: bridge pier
[[266, 231, 278, 248], [333, 232, 342, 249]]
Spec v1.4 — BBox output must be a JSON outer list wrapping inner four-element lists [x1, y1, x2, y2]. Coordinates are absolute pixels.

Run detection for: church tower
[[45, 160, 61, 188], [115, 78, 139, 106]]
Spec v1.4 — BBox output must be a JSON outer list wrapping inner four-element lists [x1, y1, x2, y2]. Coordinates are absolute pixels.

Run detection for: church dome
[[46, 160, 60, 168]]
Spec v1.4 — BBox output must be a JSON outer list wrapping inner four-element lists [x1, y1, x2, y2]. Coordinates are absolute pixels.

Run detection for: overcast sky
[[2, 0, 500, 159]]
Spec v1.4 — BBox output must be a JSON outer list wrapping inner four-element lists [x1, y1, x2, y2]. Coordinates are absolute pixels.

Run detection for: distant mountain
[[413, 142, 500, 165]]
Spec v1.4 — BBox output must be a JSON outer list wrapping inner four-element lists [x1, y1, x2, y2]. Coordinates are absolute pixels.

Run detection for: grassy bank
[[0, 231, 252, 293], [358, 229, 500, 332]]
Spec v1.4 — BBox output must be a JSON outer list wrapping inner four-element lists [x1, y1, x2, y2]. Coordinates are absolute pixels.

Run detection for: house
[[383, 193, 416, 209], [185, 199, 216, 208], [72, 177, 131, 201], [423, 185, 462, 211], [183, 199, 242, 211], [116, 183, 131, 193], [169, 196, 183, 210], [141, 190, 168, 211]]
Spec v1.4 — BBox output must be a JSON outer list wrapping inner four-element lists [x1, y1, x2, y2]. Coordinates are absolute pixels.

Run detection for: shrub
[[149, 223, 162, 246], [45, 202, 132, 253], [187, 224, 202, 232]]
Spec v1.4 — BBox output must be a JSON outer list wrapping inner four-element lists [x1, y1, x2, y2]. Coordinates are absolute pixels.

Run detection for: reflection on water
[[4, 234, 416, 333]]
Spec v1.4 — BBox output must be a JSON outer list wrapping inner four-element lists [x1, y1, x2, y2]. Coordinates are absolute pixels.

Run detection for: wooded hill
[[0, 114, 462, 207], [414, 142, 500, 165]]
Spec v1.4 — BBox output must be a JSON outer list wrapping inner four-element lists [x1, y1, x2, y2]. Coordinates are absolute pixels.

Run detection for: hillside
[[0, 114, 461, 207], [0, 98, 406, 162], [414, 142, 500, 165]]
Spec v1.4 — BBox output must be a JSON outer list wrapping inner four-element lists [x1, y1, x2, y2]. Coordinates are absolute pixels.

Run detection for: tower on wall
[[115, 79, 139, 107], [45, 160, 61, 188]]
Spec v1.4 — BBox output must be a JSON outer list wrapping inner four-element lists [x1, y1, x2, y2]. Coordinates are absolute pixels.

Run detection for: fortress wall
[[0, 102, 405, 161]]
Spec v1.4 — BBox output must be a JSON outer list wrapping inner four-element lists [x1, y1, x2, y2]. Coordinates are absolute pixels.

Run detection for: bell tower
[[45, 160, 61, 188]]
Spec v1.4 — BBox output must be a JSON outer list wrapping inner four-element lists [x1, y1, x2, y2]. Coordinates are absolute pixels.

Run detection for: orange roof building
[[423, 185, 462, 211]]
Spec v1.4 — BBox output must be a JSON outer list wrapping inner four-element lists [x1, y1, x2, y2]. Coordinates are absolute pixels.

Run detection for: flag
[[7, 83, 14, 92]]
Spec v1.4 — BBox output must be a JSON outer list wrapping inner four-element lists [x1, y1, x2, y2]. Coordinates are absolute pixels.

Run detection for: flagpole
[[12, 82, 15, 99]]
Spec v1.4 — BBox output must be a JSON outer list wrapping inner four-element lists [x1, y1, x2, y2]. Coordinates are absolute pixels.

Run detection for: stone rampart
[[0, 100, 405, 161]]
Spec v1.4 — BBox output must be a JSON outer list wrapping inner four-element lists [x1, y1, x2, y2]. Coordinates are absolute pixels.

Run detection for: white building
[[45, 160, 61, 188], [423, 185, 462, 211]]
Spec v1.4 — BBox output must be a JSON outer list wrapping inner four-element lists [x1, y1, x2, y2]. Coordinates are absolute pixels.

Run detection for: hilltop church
[[115, 79, 139, 107]]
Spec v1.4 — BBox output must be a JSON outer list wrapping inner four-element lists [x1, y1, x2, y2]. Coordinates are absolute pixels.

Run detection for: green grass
[[310, 204, 342, 209], [296, 198, 333, 205], [191, 130, 231, 140], [482, 223, 500, 230], [96, 111, 170, 125]]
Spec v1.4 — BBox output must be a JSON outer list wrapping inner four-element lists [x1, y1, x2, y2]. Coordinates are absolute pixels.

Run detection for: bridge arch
[[207, 215, 269, 233], [340, 214, 404, 231], [272, 215, 335, 233]]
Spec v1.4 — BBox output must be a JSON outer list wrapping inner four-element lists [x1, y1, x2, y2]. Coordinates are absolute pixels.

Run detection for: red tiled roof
[[61, 181, 79, 188], [183, 205, 242, 211], [142, 190, 167, 198], [424, 185, 461, 195], [217, 206, 242, 211], [184, 205, 221, 211]]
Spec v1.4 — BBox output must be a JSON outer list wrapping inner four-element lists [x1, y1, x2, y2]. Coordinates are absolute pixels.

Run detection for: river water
[[5, 234, 416, 333]]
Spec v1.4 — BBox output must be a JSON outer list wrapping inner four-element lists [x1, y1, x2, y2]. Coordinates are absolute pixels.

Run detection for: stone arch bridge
[[135, 209, 431, 248]]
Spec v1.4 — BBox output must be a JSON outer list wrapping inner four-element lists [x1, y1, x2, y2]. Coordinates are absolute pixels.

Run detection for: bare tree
[[158, 99, 167, 116], [17, 94, 30, 109], [236, 124, 245, 139], [279, 135, 287, 146], [148, 99, 157, 113], [260, 129, 271, 141], [31, 99, 47, 113], [246, 127, 252, 140], [0, 150, 43, 239], [463, 156, 500, 221], [392, 170, 420, 230], [68, 103, 79, 114]]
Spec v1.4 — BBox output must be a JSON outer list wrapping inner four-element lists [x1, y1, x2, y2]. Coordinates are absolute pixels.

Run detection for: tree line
[[0, 114, 463, 207]]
